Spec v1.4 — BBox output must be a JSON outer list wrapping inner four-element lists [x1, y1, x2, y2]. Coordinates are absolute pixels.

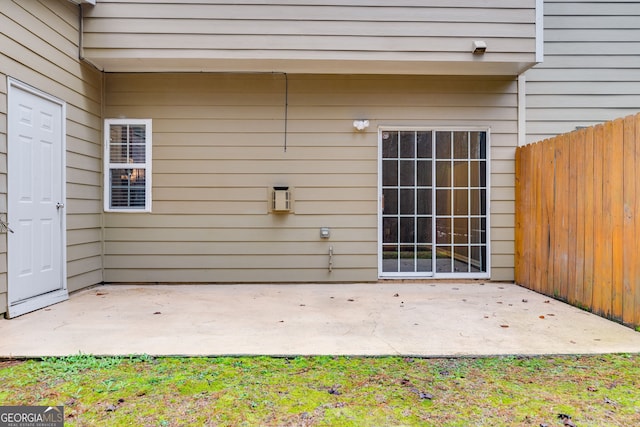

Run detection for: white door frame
[[7, 77, 68, 318]]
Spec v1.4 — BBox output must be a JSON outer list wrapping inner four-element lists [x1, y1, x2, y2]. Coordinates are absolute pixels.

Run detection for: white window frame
[[104, 118, 152, 212], [377, 126, 491, 280]]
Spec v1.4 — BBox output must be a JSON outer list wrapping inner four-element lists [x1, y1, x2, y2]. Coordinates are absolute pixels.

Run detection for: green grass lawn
[[1, 353, 639, 426]]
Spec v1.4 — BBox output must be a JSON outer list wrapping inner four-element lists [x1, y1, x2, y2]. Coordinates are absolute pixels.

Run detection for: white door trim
[[7, 77, 68, 318]]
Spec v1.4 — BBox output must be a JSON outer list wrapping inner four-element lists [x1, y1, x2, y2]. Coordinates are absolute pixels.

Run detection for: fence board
[[622, 115, 637, 326], [601, 121, 614, 318], [540, 140, 551, 294], [567, 130, 579, 304], [514, 145, 524, 285], [533, 141, 544, 293], [582, 127, 595, 311], [635, 113, 640, 327], [573, 129, 586, 305], [600, 122, 613, 316], [592, 123, 606, 316], [515, 112, 640, 330], [610, 119, 625, 322], [543, 140, 556, 296], [525, 143, 536, 288], [554, 134, 569, 300]]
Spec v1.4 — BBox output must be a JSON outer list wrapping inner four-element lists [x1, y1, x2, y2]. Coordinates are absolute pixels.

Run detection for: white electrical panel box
[[272, 187, 291, 212]]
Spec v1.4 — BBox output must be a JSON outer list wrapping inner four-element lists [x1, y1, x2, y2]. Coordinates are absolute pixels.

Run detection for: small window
[[104, 119, 152, 212]]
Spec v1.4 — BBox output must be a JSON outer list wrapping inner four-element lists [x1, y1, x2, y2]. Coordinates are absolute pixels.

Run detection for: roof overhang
[[87, 57, 538, 76]]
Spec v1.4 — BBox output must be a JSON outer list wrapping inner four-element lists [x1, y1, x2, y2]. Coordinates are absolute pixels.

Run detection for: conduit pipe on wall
[[76, 3, 102, 71], [328, 246, 333, 272], [283, 73, 288, 152]]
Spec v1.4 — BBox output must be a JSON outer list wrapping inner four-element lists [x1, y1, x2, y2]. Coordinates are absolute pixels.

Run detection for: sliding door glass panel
[[417, 189, 431, 215], [400, 132, 415, 158], [417, 132, 432, 158], [382, 161, 397, 186], [417, 217, 432, 243], [383, 217, 398, 243], [435, 217, 452, 244], [383, 189, 398, 215], [454, 162, 468, 187], [435, 131, 451, 159], [454, 218, 469, 244], [435, 162, 451, 187], [436, 246, 453, 273], [382, 245, 399, 272], [381, 130, 433, 274], [382, 132, 398, 158], [454, 246, 470, 272], [470, 246, 487, 272], [453, 132, 469, 159], [400, 189, 415, 214], [453, 189, 468, 216], [470, 132, 487, 159], [417, 245, 433, 272], [400, 245, 415, 272], [436, 190, 451, 216]]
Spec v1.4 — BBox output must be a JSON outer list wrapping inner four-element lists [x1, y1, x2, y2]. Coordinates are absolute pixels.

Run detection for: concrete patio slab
[[1, 282, 639, 358]]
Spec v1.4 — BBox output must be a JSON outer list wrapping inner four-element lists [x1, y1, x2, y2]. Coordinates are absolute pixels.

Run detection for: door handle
[[56, 202, 65, 209]]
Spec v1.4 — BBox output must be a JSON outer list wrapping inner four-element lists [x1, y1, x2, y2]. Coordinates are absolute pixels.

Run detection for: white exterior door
[[7, 79, 67, 318]]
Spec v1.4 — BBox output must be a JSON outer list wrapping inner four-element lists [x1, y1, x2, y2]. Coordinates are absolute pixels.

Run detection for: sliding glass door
[[379, 129, 489, 278]]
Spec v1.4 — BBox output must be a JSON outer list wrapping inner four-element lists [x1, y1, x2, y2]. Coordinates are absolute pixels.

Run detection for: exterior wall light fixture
[[473, 40, 487, 54], [353, 120, 370, 131]]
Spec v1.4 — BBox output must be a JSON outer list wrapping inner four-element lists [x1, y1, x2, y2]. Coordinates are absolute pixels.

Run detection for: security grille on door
[[104, 119, 152, 212], [380, 129, 489, 278]]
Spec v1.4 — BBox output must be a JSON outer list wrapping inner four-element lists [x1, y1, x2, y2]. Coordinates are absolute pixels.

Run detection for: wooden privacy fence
[[515, 113, 640, 329]]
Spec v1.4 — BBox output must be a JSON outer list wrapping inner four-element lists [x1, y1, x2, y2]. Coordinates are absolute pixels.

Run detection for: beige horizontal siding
[[104, 73, 518, 283], [83, 1, 537, 74], [105, 228, 375, 243], [104, 268, 375, 284], [68, 270, 103, 293], [154, 174, 376, 188], [105, 214, 376, 229], [0, 0, 103, 313], [525, 1, 640, 144], [104, 241, 375, 256]]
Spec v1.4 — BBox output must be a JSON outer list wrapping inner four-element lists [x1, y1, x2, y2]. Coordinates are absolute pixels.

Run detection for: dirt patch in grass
[[0, 354, 639, 426], [0, 359, 24, 369]]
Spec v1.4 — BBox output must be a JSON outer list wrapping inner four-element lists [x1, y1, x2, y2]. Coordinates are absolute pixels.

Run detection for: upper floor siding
[[82, 0, 540, 75], [525, 0, 640, 143]]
